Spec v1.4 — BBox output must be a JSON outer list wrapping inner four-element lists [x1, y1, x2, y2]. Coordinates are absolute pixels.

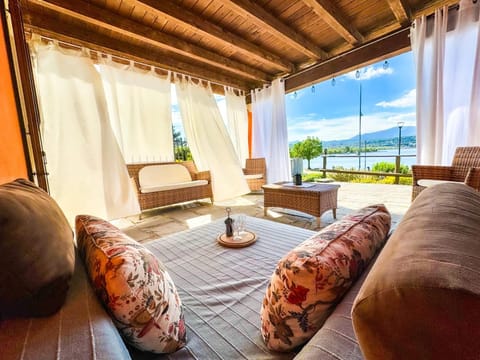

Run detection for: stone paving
[[112, 182, 412, 243]]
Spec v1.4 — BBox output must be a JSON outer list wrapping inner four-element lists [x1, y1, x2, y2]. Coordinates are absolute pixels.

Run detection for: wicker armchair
[[127, 161, 213, 211], [243, 158, 266, 191], [412, 146, 480, 201]]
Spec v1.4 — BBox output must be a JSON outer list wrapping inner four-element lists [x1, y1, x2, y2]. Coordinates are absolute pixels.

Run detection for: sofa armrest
[[412, 165, 453, 185], [465, 167, 480, 190], [192, 170, 211, 182], [0, 254, 131, 360], [352, 183, 480, 359]]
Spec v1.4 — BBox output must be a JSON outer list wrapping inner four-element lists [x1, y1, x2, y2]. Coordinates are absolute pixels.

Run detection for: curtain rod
[[27, 32, 245, 94]]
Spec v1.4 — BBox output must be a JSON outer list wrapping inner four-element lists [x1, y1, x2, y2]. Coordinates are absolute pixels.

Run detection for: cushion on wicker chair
[[76, 215, 186, 354], [260, 205, 391, 352], [140, 180, 208, 193], [417, 179, 463, 187], [139, 164, 192, 188]]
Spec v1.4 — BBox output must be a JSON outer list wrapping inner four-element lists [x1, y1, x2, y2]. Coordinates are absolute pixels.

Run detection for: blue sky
[[286, 51, 416, 141], [172, 51, 416, 142]]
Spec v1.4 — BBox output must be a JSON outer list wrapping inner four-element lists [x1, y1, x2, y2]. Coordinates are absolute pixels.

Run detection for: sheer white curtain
[[30, 39, 140, 224], [411, 0, 480, 164], [175, 76, 250, 201], [99, 60, 173, 163], [251, 78, 291, 183], [225, 87, 249, 165], [251, 85, 271, 159]]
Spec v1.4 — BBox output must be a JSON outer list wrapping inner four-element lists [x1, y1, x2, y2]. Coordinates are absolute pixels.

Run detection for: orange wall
[[0, 12, 28, 184]]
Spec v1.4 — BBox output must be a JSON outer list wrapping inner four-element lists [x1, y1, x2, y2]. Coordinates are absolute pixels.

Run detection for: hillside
[[322, 126, 416, 147]]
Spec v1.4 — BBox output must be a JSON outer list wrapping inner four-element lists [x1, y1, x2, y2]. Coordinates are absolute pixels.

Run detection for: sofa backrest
[[139, 164, 192, 188]]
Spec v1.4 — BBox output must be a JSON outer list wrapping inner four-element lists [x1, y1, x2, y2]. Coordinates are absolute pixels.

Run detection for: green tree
[[172, 125, 182, 144], [290, 136, 323, 169], [172, 126, 192, 161]]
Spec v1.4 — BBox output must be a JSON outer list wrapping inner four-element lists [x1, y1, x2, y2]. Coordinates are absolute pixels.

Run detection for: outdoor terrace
[[113, 182, 411, 244]]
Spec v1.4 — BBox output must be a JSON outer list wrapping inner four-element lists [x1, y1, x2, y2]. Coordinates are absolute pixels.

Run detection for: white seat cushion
[[140, 180, 208, 194], [245, 174, 263, 180], [139, 164, 192, 188], [417, 179, 464, 187]]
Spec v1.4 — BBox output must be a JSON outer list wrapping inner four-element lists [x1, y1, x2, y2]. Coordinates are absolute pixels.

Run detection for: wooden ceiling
[[19, 0, 458, 93]]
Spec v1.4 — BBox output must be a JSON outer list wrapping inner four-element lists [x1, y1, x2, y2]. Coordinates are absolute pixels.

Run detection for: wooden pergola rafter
[[301, 0, 364, 45], [19, 0, 461, 93], [221, 0, 328, 60], [135, 0, 295, 73]]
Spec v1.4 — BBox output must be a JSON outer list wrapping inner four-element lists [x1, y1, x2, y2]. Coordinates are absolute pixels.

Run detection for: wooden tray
[[217, 231, 257, 248]]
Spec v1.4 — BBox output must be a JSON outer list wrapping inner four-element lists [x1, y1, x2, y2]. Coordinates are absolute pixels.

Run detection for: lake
[[306, 148, 417, 170]]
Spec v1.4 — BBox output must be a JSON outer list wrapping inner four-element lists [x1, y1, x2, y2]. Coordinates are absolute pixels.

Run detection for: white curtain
[[225, 87, 249, 165], [411, 0, 480, 164], [30, 39, 140, 224], [251, 85, 271, 159], [175, 76, 250, 201], [99, 60, 173, 163], [251, 78, 291, 183]]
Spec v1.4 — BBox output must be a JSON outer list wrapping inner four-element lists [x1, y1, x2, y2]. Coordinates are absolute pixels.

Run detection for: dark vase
[[294, 174, 302, 186]]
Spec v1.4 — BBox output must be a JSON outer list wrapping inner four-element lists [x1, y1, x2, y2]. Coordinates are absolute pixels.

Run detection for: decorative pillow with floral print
[[260, 204, 391, 352], [76, 215, 186, 354]]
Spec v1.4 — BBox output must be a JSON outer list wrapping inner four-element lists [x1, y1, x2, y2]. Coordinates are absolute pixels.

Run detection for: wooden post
[[322, 149, 327, 178], [395, 155, 401, 184]]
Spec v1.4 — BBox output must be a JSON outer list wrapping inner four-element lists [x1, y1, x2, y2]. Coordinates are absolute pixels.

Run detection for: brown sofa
[[127, 161, 213, 211], [2, 182, 479, 359]]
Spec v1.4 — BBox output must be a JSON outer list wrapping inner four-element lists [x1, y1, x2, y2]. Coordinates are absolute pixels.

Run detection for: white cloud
[[376, 89, 416, 108], [288, 111, 416, 142], [344, 66, 393, 81]]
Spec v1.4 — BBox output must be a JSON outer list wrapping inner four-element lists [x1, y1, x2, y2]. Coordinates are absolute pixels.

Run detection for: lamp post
[[358, 83, 362, 170], [397, 121, 404, 156]]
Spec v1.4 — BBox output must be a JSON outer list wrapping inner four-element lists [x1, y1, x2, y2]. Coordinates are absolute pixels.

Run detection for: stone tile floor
[[112, 182, 412, 243]]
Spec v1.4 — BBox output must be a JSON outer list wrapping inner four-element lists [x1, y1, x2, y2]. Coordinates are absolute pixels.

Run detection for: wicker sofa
[[127, 161, 213, 211]]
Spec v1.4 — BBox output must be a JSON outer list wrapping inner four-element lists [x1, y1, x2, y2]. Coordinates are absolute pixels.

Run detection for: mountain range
[[322, 126, 416, 147]]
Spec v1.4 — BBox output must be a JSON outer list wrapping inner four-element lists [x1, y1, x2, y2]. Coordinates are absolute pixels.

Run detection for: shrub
[[372, 161, 410, 174]]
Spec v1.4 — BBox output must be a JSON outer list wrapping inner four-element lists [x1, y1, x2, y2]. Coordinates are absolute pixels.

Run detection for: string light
[[294, 91, 298, 98], [355, 70, 361, 79], [383, 60, 389, 69], [331, 77, 336, 87], [311, 85, 315, 93]]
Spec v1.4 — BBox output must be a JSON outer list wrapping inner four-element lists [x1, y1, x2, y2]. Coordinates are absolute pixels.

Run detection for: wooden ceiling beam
[[22, 12, 259, 92], [135, 0, 294, 73], [301, 0, 363, 45], [25, 0, 271, 82], [223, 0, 327, 60], [411, 0, 459, 18], [386, 0, 411, 25], [285, 28, 411, 93]]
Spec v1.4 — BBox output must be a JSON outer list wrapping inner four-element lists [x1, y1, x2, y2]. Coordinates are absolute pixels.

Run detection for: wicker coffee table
[[262, 182, 340, 227]]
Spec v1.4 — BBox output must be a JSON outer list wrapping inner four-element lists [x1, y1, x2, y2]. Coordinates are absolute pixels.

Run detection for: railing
[[316, 154, 416, 184]]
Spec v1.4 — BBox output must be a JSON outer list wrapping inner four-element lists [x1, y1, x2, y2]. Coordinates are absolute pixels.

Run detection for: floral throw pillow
[[76, 215, 186, 354], [260, 205, 391, 352]]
